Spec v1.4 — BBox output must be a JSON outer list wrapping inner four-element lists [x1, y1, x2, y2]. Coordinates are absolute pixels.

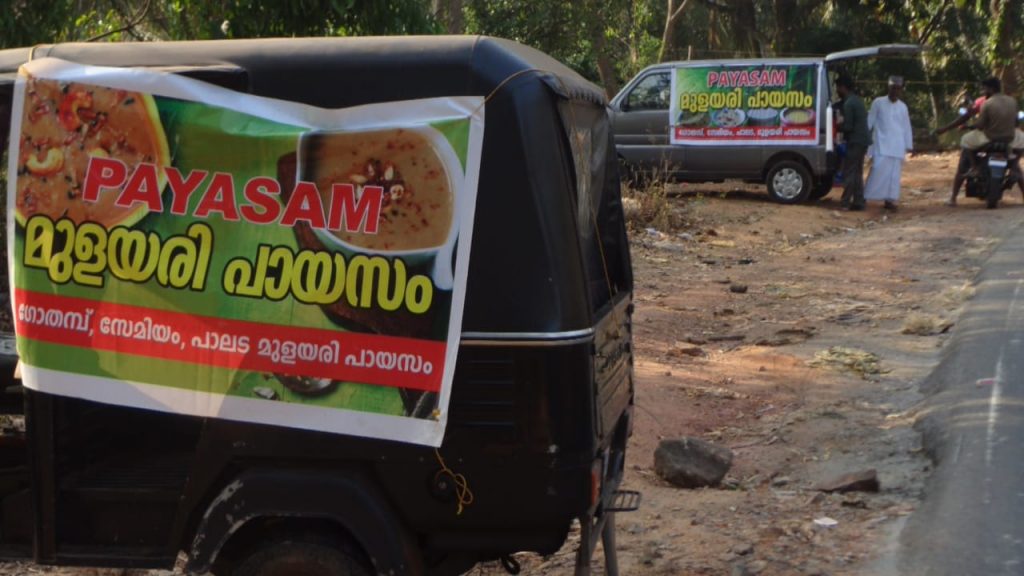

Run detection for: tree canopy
[[2, 0, 1022, 131]]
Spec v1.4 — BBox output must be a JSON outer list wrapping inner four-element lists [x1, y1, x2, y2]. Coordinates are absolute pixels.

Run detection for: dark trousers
[[841, 143, 867, 208]]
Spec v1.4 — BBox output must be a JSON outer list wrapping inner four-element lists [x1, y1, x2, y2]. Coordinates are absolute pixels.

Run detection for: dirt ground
[[5, 152, 1020, 575], [496, 151, 1020, 576]]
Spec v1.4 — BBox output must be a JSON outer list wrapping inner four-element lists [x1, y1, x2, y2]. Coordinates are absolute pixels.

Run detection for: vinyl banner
[[7, 58, 484, 446], [670, 63, 819, 146]]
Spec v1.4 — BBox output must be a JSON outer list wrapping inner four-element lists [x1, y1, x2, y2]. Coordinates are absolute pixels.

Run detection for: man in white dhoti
[[865, 76, 914, 209]]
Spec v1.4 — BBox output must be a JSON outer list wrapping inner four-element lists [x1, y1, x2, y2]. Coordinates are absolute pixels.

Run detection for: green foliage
[[464, 0, 593, 72], [0, 0, 77, 47], [187, 0, 439, 39], [1, 0, 1020, 114], [0, 0, 438, 48]]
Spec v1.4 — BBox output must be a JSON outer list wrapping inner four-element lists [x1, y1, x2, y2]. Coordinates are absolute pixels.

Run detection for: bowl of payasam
[[295, 126, 461, 290], [781, 107, 815, 127], [15, 76, 170, 228], [746, 108, 780, 127]]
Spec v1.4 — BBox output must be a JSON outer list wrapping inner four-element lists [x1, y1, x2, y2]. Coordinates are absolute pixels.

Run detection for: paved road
[[895, 220, 1024, 575]]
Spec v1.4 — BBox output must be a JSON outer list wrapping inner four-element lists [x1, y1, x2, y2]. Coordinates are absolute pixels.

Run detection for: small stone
[[730, 284, 749, 294], [747, 560, 769, 574], [771, 475, 791, 487], [732, 561, 767, 576], [813, 516, 839, 528], [707, 334, 746, 343], [815, 469, 880, 493], [671, 344, 706, 357], [802, 562, 828, 576], [731, 542, 754, 556], [804, 492, 826, 506], [841, 494, 869, 508], [654, 437, 734, 488], [640, 542, 664, 565]]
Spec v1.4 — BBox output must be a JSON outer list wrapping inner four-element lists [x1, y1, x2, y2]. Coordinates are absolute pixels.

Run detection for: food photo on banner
[[670, 62, 820, 146], [6, 57, 484, 447]]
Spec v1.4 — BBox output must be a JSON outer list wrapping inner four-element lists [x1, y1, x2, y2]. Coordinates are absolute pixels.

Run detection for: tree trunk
[[445, 0, 464, 34], [920, 53, 940, 131], [708, 7, 720, 53], [990, 0, 1018, 94], [771, 0, 798, 55], [909, 1, 951, 132], [658, 0, 691, 62], [432, 0, 464, 34], [593, 28, 620, 98], [584, 0, 620, 98], [627, 0, 639, 68], [731, 0, 762, 56]]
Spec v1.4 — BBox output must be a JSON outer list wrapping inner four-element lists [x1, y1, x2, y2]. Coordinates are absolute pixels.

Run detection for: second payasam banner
[[670, 63, 820, 146], [6, 57, 484, 447]]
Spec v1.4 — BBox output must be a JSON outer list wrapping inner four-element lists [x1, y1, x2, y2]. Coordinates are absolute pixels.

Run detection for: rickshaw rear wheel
[[232, 535, 372, 576]]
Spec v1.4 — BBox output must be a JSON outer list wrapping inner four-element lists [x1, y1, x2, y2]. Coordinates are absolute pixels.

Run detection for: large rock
[[654, 437, 734, 488]]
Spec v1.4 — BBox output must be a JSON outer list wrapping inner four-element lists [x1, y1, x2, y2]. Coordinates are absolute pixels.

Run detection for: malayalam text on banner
[[670, 63, 820, 146], [7, 58, 484, 447]]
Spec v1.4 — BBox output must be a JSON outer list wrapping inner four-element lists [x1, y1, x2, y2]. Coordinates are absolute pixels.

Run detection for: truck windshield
[[625, 72, 671, 111]]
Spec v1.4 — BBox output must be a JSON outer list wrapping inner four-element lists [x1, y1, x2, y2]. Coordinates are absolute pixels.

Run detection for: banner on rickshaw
[[7, 58, 484, 447]]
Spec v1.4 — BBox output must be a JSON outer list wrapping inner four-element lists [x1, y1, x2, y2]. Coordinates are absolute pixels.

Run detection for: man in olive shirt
[[837, 75, 870, 211], [961, 77, 1024, 161]]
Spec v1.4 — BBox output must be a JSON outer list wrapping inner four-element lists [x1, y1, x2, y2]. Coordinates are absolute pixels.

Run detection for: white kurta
[[865, 96, 913, 201]]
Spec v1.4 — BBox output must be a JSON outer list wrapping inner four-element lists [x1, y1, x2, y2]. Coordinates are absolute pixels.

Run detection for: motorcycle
[[959, 107, 1023, 209], [964, 140, 1019, 209]]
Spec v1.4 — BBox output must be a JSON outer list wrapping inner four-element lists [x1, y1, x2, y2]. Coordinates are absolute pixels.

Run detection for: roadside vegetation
[[4, 1, 1022, 145]]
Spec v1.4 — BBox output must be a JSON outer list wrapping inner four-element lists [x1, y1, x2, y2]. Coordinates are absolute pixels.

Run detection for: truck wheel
[[766, 161, 812, 204], [233, 537, 372, 576]]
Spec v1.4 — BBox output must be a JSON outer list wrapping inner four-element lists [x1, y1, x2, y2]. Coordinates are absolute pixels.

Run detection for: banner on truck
[[6, 58, 484, 447], [670, 63, 819, 146]]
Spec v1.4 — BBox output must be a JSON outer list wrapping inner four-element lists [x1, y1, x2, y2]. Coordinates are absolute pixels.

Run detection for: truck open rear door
[[824, 44, 921, 64]]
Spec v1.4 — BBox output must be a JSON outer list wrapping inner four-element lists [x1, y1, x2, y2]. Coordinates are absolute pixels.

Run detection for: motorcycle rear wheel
[[986, 179, 1003, 209]]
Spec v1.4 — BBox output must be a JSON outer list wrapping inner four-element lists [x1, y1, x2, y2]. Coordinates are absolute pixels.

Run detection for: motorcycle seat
[[982, 140, 1012, 154]]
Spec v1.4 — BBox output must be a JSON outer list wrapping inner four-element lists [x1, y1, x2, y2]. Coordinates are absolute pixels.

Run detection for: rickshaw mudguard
[[186, 467, 423, 575]]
